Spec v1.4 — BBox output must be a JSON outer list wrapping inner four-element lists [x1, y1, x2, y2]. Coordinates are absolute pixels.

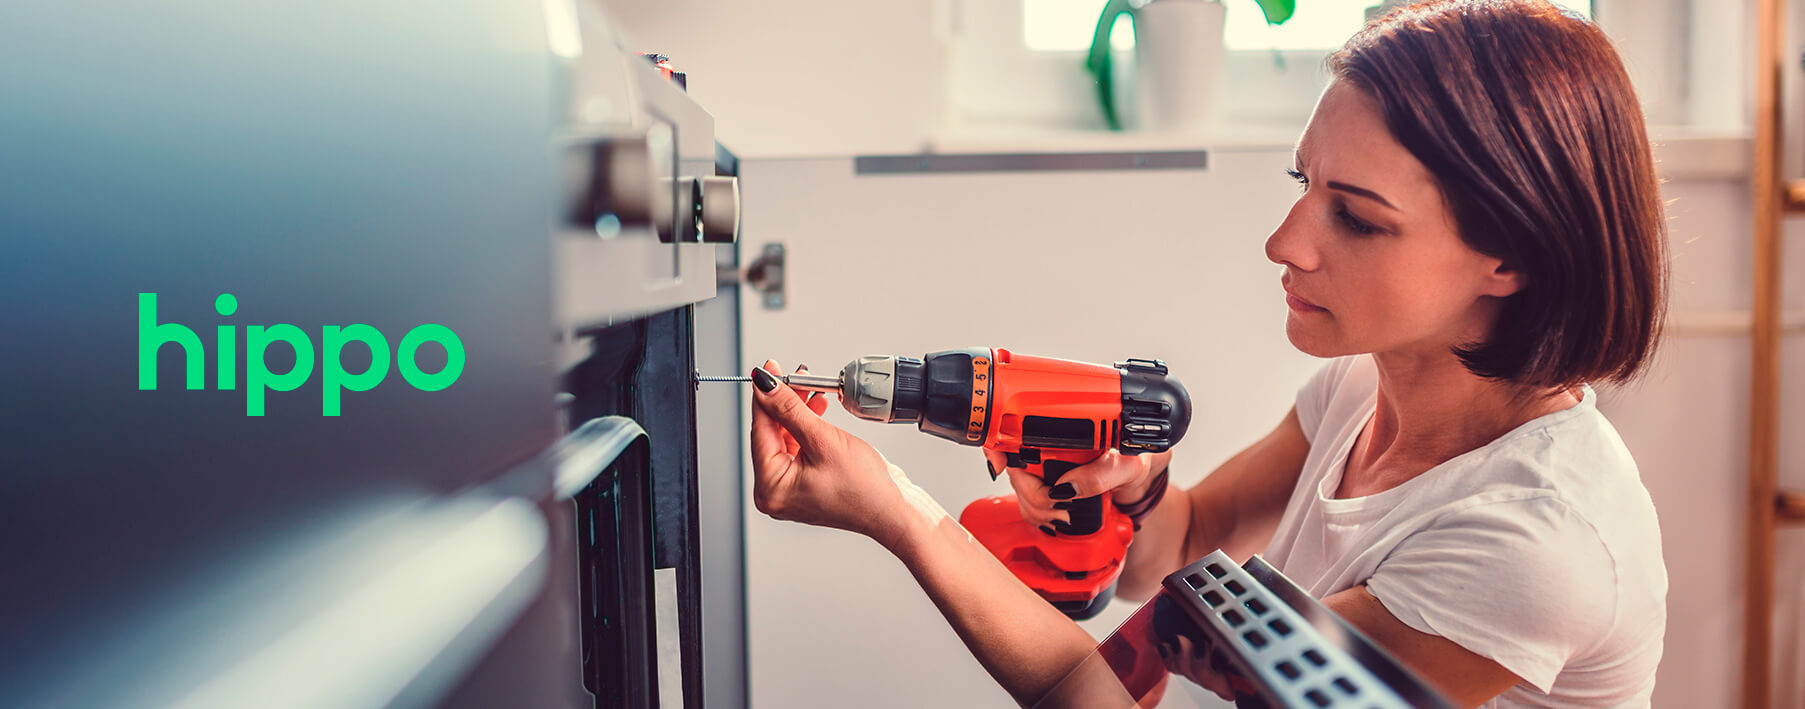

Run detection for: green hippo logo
[[137, 293, 465, 416]]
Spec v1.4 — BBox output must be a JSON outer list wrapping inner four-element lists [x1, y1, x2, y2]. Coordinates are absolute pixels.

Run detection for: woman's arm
[[878, 474, 1115, 706], [748, 362, 1107, 706], [1116, 408, 1311, 601], [1324, 586, 1519, 707]]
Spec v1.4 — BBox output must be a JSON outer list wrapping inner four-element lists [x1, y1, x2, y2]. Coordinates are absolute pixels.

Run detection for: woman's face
[[1265, 80, 1524, 361]]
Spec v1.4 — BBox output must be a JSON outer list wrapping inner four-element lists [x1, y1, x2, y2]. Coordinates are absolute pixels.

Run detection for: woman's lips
[[1285, 291, 1327, 313]]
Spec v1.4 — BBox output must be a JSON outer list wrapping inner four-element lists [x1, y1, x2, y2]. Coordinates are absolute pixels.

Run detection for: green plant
[[1085, 0, 1296, 130]]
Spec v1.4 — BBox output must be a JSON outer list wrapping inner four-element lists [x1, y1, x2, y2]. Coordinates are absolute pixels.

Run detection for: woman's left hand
[[1157, 635, 1236, 702], [748, 360, 922, 548]]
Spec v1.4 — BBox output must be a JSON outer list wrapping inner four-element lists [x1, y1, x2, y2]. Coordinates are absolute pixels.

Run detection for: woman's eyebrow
[[1325, 181, 1399, 211]]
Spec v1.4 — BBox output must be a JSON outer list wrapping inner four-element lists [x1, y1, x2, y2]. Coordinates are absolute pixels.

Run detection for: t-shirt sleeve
[[1294, 357, 1353, 446], [1363, 496, 1617, 693]]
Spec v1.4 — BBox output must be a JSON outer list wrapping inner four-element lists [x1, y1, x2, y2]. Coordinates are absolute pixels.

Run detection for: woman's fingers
[[982, 449, 1009, 480], [1166, 636, 1234, 701], [749, 360, 788, 459], [796, 364, 829, 418], [1160, 635, 1189, 675], [1005, 467, 1070, 528], [1004, 466, 1043, 502], [993, 453, 1069, 530], [752, 359, 832, 450], [1056, 451, 1153, 500], [748, 376, 798, 510], [784, 365, 829, 451], [749, 398, 789, 470], [755, 360, 811, 457], [989, 450, 1162, 533]]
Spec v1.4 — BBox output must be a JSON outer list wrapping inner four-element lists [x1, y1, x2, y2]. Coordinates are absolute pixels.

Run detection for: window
[[1022, 0, 1593, 53], [939, 0, 1660, 146]]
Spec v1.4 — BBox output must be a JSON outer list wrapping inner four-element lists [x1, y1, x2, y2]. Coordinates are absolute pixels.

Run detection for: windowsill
[[924, 125, 1752, 180], [926, 124, 1302, 154]]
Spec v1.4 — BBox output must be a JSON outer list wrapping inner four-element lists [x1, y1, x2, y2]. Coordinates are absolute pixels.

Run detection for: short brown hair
[[1329, 0, 1667, 388]]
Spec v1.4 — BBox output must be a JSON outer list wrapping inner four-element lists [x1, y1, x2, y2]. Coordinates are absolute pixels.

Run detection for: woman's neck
[[1345, 349, 1580, 493]]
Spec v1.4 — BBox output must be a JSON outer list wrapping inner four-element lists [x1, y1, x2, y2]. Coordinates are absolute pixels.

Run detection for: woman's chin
[[1284, 318, 1344, 358]]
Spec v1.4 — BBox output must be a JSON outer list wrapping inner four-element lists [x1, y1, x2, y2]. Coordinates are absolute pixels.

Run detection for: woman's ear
[[1481, 259, 1527, 298]]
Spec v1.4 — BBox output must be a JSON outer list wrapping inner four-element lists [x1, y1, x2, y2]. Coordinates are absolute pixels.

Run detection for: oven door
[[1033, 553, 1456, 709]]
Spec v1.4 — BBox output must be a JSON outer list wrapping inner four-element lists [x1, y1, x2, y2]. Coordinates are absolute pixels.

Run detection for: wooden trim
[[1746, 0, 1785, 705]]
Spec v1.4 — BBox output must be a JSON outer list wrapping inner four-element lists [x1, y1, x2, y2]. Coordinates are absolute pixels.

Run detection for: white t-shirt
[[1263, 355, 1667, 708]]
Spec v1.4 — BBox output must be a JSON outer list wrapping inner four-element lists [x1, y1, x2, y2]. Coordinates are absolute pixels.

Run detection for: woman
[[746, 1, 1668, 706]]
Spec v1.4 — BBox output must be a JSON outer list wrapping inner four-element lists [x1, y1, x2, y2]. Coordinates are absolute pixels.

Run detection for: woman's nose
[[1264, 201, 1318, 271]]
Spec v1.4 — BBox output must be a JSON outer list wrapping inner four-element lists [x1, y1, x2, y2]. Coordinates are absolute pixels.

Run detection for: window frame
[[936, 0, 1733, 144]]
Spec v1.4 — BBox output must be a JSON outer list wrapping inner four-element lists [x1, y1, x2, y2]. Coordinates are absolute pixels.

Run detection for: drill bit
[[693, 370, 842, 394]]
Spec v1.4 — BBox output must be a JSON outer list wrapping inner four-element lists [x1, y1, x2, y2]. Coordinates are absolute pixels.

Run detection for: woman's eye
[[1336, 205, 1379, 235], [1285, 168, 1308, 191]]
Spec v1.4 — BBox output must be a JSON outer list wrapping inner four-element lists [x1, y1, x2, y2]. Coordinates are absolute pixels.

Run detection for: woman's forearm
[[877, 476, 1103, 707], [1115, 479, 1202, 601], [1119, 410, 1312, 599]]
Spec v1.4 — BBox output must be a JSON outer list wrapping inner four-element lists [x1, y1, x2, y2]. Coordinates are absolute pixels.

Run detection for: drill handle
[[1032, 455, 1107, 536]]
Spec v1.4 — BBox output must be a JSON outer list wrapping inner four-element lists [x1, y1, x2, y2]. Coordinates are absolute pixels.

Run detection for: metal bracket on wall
[[718, 242, 785, 310]]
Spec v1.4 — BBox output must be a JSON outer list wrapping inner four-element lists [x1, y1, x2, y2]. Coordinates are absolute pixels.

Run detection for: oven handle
[[490, 414, 653, 497], [549, 415, 650, 499], [492, 415, 651, 501]]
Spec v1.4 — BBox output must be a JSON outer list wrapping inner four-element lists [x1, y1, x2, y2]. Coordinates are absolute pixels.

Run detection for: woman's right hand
[[749, 359, 926, 549], [983, 449, 1172, 535]]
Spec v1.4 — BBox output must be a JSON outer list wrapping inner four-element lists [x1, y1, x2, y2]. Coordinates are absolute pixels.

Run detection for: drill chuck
[[838, 355, 927, 423], [837, 350, 986, 441]]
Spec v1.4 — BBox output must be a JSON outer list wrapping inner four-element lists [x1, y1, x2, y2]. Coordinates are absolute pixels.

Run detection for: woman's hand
[[749, 359, 1112, 706], [748, 360, 920, 548], [1157, 634, 1236, 702], [982, 449, 1172, 535]]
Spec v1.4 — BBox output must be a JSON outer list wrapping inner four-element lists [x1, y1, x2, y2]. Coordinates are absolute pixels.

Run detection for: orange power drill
[[768, 347, 1192, 619]]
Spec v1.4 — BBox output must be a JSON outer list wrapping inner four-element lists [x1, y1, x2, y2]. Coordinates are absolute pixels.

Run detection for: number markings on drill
[[967, 357, 991, 442]]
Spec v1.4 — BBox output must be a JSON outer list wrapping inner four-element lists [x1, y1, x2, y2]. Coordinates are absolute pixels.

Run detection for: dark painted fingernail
[[1049, 483, 1077, 500], [1051, 520, 1071, 533], [797, 363, 808, 372], [751, 368, 777, 393], [987, 461, 999, 481], [1039, 525, 1056, 537], [1052, 501, 1070, 510]]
